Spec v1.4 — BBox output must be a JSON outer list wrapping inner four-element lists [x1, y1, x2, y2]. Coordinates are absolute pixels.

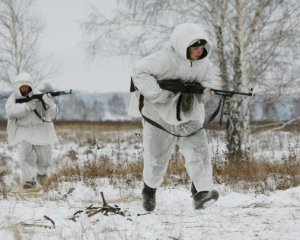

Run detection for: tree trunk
[[210, 0, 229, 88], [226, 0, 251, 158], [226, 97, 242, 155]]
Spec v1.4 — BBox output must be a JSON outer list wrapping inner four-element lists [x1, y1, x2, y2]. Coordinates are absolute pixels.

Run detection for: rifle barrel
[[48, 89, 72, 97], [212, 88, 253, 96]]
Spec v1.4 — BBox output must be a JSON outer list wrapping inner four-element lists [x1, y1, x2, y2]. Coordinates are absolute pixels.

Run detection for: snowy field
[[0, 122, 299, 240]]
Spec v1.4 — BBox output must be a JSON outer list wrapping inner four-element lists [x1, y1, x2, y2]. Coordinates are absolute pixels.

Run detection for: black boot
[[191, 182, 197, 196], [23, 179, 36, 189], [142, 183, 156, 211], [37, 174, 48, 186], [191, 182, 219, 210]]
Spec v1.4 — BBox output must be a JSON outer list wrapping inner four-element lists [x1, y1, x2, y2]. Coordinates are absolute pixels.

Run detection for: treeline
[[0, 91, 299, 122]]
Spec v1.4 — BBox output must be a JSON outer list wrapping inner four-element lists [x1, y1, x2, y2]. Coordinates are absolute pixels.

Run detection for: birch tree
[[202, 0, 300, 156], [82, 0, 300, 157], [0, 0, 56, 85]]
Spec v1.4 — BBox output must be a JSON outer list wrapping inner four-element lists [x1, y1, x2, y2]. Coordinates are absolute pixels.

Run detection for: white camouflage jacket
[[128, 23, 220, 125], [5, 73, 58, 146]]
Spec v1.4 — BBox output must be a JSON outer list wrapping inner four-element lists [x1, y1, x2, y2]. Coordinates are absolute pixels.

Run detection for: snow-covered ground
[[0, 124, 299, 239], [1, 182, 300, 240]]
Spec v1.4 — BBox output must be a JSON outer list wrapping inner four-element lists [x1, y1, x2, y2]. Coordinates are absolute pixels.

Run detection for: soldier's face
[[19, 85, 31, 95], [189, 46, 204, 60]]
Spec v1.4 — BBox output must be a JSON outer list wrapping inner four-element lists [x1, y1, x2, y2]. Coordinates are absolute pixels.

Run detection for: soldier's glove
[[25, 99, 39, 111], [150, 89, 175, 104], [42, 93, 55, 109], [201, 88, 214, 103]]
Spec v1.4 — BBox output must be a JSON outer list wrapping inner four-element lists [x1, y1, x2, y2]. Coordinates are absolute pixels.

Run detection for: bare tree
[[201, 0, 300, 155], [0, 0, 57, 85], [108, 94, 127, 116], [89, 100, 105, 121], [81, 0, 300, 156], [57, 94, 87, 121]]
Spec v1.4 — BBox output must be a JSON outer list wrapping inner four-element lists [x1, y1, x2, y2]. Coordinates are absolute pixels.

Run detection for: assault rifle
[[157, 80, 254, 97], [156, 79, 254, 125], [16, 90, 72, 110]]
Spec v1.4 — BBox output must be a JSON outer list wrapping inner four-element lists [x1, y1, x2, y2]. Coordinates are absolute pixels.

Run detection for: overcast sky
[[35, 0, 131, 93]]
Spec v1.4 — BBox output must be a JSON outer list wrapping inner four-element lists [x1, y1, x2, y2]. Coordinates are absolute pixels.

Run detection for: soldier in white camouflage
[[129, 23, 220, 211]]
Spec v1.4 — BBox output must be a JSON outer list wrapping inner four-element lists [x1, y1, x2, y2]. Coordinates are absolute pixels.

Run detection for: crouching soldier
[[5, 72, 58, 190]]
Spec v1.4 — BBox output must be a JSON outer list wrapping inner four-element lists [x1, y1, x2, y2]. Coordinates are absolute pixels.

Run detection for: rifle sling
[[34, 109, 53, 123], [138, 95, 203, 137], [132, 79, 224, 136], [207, 97, 223, 125]]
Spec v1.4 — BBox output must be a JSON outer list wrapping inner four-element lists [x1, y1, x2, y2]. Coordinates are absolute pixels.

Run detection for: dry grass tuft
[[54, 120, 141, 132], [1, 120, 298, 194], [43, 156, 144, 191], [42, 149, 300, 193], [164, 145, 189, 186], [44, 151, 190, 191], [214, 155, 300, 193], [0, 172, 8, 198], [0, 156, 9, 198], [251, 121, 300, 133], [81, 156, 143, 181]]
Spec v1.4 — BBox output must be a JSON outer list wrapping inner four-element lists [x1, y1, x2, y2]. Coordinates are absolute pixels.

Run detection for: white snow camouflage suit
[[5, 72, 58, 183], [129, 23, 220, 192]]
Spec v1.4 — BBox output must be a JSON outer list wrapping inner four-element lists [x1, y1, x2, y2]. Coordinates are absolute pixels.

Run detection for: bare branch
[[0, 0, 57, 84]]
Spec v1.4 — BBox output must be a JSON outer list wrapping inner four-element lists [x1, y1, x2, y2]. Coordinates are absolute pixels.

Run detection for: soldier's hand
[[42, 93, 55, 105], [150, 89, 175, 104], [25, 99, 39, 111], [202, 88, 214, 103]]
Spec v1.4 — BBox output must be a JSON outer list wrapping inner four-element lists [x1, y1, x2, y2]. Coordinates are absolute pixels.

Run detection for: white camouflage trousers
[[18, 141, 52, 183], [143, 120, 213, 192]]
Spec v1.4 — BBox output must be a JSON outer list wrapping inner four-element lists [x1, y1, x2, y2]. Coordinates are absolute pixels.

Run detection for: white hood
[[13, 72, 36, 98], [170, 23, 211, 59]]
